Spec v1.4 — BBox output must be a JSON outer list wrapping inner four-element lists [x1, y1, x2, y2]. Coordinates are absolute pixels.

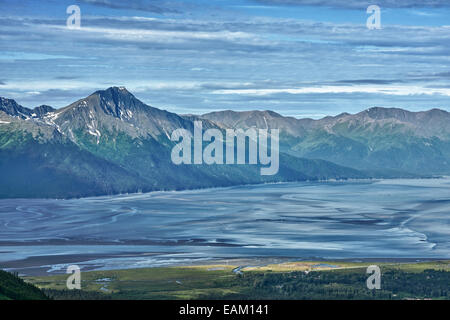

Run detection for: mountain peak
[[49, 86, 190, 141], [356, 106, 449, 123], [358, 106, 414, 121], [0, 97, 32, 119], [94, 86, 133, 97], [33, 105, 55, 117], [84, 86, 145, 118]]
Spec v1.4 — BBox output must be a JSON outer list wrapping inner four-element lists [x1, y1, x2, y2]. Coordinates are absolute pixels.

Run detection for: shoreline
[[0, 176, 444, 201], [4, 255, 450, 277]]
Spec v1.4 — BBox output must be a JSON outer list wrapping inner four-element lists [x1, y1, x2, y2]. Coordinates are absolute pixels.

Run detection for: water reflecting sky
[[0, 178, 449, 274]]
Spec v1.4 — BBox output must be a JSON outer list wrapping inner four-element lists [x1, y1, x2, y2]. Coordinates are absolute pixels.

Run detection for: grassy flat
[[243, 260, 450, 272], [24, 260, 450, 300]]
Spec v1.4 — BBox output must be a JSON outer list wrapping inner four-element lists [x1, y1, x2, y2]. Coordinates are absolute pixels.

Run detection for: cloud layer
[[254, 0, 450, 9], [0, 0, 449, 117]]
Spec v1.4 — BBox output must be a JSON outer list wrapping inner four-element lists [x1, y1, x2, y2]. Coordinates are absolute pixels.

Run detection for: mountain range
[[202, 107, 450, 175], [1, 87, 448, 198]]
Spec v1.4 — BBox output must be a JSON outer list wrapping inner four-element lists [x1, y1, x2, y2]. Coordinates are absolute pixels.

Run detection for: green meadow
[[23, 260, 450, 300]]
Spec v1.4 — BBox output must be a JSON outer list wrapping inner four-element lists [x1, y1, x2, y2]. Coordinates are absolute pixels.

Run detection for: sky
[[1, 0, 450, 118]]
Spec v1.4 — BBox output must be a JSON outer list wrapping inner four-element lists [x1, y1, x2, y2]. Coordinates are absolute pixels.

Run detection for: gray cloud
[[253, 0, 450, 9], [51, 75, 82, 80], [78, 0, 181, 14], [333, 79, 405, 85], [431, 71, 450, 78]]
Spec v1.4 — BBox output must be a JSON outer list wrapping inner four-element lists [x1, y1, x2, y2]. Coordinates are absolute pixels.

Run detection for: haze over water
[[1, 179, 449, 275]]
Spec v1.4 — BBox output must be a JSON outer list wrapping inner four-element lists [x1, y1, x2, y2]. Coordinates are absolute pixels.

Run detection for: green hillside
[[0, 270, 48, 300]]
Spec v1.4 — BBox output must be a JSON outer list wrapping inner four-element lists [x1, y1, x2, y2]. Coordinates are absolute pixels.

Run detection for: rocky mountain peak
[[0, 97, 32, 119], [32, 105, 55, 118], [94, 86, 132, 98], [78, 86, 146, 119], [352, 106, 450, 126], [362, 107, 413, 120]]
